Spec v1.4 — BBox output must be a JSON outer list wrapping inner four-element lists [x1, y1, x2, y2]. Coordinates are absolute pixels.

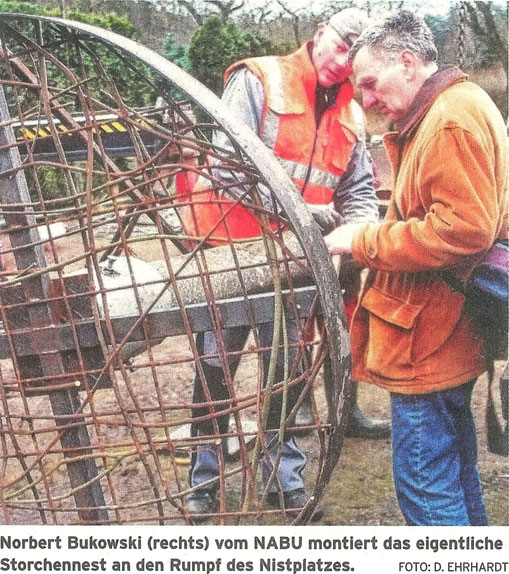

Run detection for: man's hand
[[324, 222, 364, 255], [308, 204, 344, 235]]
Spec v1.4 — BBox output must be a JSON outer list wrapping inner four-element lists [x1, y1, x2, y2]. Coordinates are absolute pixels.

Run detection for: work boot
[[322, 357, 390, 440], [344, 379, 391, 439], [267, 488, 324, 522], [345, 401, 391, 439], [185, 489, 218, 523], [294, 394, 314, 428]]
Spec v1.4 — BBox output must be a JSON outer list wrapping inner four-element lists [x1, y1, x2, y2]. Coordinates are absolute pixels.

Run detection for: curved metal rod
[[0, 13, 352, 522]]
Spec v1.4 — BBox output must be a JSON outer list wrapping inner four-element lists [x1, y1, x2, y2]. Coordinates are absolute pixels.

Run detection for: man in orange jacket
[[326, 11, 508, 525], [184, 8, 390, 520]]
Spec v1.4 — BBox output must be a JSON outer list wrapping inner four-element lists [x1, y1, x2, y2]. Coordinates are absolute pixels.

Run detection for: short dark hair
[[349, 11, 438, 64]]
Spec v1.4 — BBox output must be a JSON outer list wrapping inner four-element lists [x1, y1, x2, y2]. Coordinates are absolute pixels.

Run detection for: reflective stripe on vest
[[277, 157, 343, 193], [184, 46, 360, 244]]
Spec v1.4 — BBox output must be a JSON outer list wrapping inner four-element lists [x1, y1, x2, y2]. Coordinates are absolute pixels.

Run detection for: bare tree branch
[[465, 1, 484, 35], [474, 0, 507, 71], [276, 0, 302, 47], [253, 2, 273, 24], [464, 1, 507, 71], [206, 0, 244, 22], [178, 0, 205, 25], [237, 1, 275, 28]]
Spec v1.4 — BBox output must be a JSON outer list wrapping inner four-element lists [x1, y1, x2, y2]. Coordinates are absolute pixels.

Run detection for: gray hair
[[349, 11, 437, 64]]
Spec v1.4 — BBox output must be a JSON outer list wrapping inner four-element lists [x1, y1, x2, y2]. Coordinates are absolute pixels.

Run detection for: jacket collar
[[397, 66, 468, 140]]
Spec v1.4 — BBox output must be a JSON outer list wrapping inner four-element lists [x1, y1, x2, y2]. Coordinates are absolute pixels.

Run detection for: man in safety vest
[[183, 8, 389, 520]]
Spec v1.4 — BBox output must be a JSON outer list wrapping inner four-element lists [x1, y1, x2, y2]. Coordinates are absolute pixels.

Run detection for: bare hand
[[324, 223, 364, 255]]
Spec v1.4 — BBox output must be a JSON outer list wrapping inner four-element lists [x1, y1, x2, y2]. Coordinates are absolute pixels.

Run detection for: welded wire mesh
[[0, 15, 351, 525]]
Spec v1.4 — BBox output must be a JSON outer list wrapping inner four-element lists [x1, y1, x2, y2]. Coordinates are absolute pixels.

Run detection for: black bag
[[462, 240, 508, 362]]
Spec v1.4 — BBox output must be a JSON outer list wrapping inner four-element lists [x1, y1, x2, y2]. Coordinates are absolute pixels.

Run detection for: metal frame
[[0, 14, 351, 524]]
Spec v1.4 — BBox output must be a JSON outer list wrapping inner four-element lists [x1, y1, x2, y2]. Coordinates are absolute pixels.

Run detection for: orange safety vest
[[180, 43, 363, 246]]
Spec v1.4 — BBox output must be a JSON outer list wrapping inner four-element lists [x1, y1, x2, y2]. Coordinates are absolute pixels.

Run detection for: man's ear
[[314, 23, 326, 42], [400, 50, 418, 81]]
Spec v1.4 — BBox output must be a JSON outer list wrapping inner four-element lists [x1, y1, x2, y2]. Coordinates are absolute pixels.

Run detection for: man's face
[[353, 46, 415, 123], [312, 25, 356, 88]]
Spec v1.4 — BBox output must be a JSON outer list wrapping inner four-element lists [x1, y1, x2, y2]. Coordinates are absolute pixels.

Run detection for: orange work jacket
[[350, 72, 508, 393], [180, 43, 363, 245]]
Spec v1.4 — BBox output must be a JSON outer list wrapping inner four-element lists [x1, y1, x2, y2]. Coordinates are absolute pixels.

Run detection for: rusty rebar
[[0, 14, 350, 525]]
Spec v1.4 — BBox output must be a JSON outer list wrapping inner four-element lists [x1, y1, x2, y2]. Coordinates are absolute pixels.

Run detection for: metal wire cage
[[0, 15, 351, 525]]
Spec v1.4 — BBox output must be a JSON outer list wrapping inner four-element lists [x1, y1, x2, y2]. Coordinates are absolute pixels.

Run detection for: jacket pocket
[[360, 286, 422, 379], [362, 287, 422, 328], [410, 279, 465, 362], [360, 280, 466, 379]]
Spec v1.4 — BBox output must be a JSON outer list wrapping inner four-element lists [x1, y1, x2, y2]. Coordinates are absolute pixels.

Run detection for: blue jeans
[[391, 380, 488, 526], [191, 432, 306, 492], [191, 322, 307, 493]]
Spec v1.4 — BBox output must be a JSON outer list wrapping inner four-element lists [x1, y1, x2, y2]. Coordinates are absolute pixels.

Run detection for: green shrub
[[188, 15, 274, 96]]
